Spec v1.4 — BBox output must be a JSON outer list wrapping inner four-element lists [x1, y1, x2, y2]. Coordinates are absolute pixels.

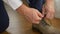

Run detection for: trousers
[[0, 0, 9, 33], [28, 0, 45, 13]]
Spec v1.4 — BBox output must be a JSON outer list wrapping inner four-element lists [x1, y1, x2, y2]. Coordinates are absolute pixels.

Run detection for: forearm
[[45, 0, 55, 10], [46, 0, 54, 2], [46, 0, 54, 4]]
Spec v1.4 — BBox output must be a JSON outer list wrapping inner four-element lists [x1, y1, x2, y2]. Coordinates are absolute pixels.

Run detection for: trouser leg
[[0, 0, 9, 33], [27, 0, 45, 13]]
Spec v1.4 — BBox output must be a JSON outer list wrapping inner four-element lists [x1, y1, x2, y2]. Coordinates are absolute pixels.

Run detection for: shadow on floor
[[1, 31, 10, 34]]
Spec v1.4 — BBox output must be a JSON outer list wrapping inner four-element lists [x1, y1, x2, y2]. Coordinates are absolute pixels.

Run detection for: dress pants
[[27, 0, 45, 13], [0, 0, 9, 33]]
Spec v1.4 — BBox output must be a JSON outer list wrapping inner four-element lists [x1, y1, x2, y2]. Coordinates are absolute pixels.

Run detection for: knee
[[0, 17, 9, 33]]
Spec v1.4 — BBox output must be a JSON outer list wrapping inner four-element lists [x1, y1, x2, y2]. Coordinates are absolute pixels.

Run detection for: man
[[0, 0, 55, 33]]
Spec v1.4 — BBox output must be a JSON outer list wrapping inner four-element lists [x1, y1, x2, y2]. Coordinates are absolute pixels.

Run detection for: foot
[[32, 19, 48, 34], [32, 19, 60, 34]]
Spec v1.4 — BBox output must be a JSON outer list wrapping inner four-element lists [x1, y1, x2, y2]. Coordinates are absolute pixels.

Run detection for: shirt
[[3, 0, 23, 10]]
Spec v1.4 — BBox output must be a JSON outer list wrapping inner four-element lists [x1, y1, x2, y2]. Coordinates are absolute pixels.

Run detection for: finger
[[37, 11, 44, 18], [33, 20, 40, 24], [49, 13, 54, 19], [46, 11, 55, 19], [33, 14, 42, 21], [46, 12, 50, 19], [42, 5, 45, 15], [32, 18, 41, 24], [32, 12, 42, 24]]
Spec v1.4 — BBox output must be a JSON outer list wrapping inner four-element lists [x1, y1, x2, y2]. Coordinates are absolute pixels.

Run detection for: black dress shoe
[[32, 19, 48, 34], [32, 19, 60, 34], [32, 24, 43, 34]]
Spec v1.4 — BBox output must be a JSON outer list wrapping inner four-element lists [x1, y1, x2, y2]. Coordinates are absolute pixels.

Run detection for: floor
[[1, 0, 60, 34]]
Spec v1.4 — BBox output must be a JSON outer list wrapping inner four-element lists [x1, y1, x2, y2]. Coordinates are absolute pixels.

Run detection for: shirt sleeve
[[3, 0, 23, 10]]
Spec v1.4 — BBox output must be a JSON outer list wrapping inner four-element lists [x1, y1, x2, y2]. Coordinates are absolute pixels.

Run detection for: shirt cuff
[[8, 0, 23, 10]]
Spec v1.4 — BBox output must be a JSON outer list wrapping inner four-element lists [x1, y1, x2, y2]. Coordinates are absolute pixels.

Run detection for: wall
[[54, 0, 60, 18]]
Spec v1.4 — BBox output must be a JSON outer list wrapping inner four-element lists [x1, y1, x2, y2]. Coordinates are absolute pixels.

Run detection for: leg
[[0, 0, 9, 33], [27, 0, 45, 13]]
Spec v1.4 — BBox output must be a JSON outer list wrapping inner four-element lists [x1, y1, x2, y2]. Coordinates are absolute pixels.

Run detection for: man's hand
[[16, 4, 44, 24], [43, 0, 55, 19]]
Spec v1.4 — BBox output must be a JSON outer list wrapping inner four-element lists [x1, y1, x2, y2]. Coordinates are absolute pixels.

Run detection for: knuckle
[[32, 20, 36, 23]]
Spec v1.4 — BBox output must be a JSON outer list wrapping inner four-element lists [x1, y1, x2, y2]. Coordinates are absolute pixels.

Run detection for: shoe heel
[[32, 26, 43, 34]]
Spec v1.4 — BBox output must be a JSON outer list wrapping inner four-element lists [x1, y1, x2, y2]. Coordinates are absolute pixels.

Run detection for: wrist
[[16, 4, 30, 15], [46, 0, 54, 3]]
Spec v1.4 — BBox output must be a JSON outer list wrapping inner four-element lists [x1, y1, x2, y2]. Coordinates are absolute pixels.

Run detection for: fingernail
[[42, 15, 44, 17]]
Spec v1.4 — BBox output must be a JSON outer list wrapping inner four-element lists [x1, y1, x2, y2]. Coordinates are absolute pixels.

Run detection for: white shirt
[[3, 0, 23, 10]]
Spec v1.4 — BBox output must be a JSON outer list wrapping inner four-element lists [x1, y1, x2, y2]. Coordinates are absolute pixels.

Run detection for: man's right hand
[[16, 4, 44, 24]]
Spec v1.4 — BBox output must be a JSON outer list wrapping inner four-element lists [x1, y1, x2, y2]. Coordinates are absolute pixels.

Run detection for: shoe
[[32, 19, 60, 34]]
